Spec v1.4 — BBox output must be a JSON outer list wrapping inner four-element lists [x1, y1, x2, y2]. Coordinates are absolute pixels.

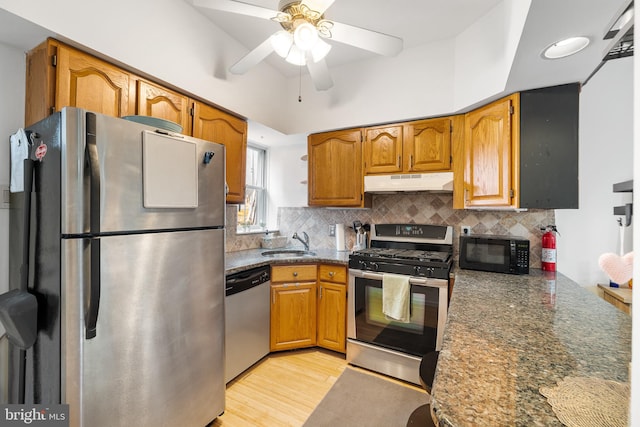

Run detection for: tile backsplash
[[226, 193, 555, 268]]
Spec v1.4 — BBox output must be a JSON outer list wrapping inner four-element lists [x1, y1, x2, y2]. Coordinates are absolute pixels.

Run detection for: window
[[237, 145, 267, 232]]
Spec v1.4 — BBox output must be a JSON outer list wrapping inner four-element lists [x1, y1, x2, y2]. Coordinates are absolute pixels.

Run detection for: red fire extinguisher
[[541, 225, 558, 271]]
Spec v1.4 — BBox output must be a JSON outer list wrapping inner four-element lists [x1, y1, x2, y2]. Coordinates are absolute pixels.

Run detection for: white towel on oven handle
[[382, 273, 410, 323]]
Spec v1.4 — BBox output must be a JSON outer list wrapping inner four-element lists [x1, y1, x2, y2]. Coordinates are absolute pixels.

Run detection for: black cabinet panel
[[520, 83, 580, 209]]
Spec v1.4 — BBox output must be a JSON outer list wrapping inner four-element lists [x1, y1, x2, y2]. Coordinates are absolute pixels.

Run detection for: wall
[[555, 57, 634, 286], [0, 1, 531, 136], [0, 0, 286, 131], [453, 0, 530, 109], [226, 192, 554, 269], [0, 40, 25, 403], [266, 144, 308, 228]]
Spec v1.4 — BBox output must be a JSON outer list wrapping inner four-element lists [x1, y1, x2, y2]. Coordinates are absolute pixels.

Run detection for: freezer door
[[56, 108, 225, 235], [63, 229, 225, 427]]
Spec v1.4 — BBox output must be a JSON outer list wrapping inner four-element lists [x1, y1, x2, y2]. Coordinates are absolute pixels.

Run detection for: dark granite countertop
[[430, 269, 632, 427], [225, 247, 350, 275]]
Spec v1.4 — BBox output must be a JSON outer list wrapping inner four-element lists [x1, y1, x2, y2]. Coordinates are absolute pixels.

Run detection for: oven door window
[[354, 277, 439, 356]]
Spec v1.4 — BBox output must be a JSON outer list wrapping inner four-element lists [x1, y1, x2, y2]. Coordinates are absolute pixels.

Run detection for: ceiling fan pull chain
[[298, 65, 303, 102]]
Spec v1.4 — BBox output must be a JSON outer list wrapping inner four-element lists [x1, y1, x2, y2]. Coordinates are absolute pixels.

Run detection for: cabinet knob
[[329, 271, 335, 277], [293, 271, 298, 277]]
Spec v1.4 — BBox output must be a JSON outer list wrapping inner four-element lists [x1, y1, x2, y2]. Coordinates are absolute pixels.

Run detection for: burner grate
[[353, 248, 451, 263]]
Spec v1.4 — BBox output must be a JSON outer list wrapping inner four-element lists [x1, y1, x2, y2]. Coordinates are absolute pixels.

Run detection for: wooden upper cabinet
[[25, 41, 57, 126], [25, 39, 135, 125], [364, 125, 403, 174], [308, 129, 367, 207], [463, 94, 518, 208], [55, 44, 133, 119], [192, 101, 248, 204], [404, 117, 452, 172], [26, 39, 249, 206], [136, 80, 191, 134]]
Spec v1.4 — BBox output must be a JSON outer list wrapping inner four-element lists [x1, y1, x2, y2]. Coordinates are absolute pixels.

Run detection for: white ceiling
[[0, 9, 52, 50], [189, 0, 632, 145], [0, 0, 632, 146], [191, 0, 504, 77]]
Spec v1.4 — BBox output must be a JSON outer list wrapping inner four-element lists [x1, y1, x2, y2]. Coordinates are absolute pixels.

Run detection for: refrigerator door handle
[[85, 112, 101, 235], [85, 113, 101, 339], [85, 238, 101, 339]]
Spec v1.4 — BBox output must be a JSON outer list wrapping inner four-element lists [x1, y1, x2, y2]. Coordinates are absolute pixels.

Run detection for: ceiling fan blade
[[229, 37, 275, 74], [193, 0, 276, 20], [301, 0, 336, 15], [329, 21, 403, 56], [306, 56, 334, 91]]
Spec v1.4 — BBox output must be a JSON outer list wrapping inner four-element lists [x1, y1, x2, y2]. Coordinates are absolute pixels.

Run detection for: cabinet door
[[464, 95, 517, 207], [25, 40, 57, 126], [308, 129, 365, 207], [136, 80, 191, 134], [317, 281, 346, 353], [192, 102, 247, 204], [404, 118, 452, 172], [364, 125, 403, 174], [55, 44, 133, 118], [270, 282, 317, 351]]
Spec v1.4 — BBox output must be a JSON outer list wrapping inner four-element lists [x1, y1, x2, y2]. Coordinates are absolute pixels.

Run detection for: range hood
[[364, 172, 454, 193]]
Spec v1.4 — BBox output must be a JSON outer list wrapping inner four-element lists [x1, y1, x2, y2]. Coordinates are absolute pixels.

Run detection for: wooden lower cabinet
[[270, 264, 347, 353], [317, 265, 347, 353], [270, 265, 318, 351], [270, 281, 317, 351]]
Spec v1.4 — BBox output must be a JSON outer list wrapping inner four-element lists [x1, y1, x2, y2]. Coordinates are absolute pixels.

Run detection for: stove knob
[[414, 266, 422, 275], [371, 262, 379, 271], [359, 260, 367, 269]]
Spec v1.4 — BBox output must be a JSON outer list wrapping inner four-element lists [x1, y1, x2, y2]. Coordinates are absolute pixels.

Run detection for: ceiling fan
[[193, 0, 404, 91]]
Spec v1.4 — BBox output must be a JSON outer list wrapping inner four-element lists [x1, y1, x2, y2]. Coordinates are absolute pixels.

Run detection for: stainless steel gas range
[[347, 223, 453, 385]]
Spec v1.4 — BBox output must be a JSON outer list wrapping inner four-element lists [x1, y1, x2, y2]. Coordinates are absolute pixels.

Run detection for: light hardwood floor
[[210, 348, 424, 427]]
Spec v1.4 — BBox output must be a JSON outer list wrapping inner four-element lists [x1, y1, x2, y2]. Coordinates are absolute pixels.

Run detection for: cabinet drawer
[[318, 265, 347, 284], [271, 264, 317, 282]]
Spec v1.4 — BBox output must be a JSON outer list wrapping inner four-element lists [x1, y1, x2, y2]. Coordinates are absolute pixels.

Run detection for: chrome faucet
[[292, 231, 310, 252]]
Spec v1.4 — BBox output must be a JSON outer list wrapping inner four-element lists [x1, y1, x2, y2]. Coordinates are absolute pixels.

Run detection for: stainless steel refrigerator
[[7, 107, 226, 426]]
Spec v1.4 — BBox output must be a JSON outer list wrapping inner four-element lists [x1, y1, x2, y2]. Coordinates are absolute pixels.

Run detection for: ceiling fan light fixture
[[293, 22, 319, 51], [285, 44, 307, 66], [271, 31, 293, 58], [542, 36, 590, 59], [311, 38, 332, 62]]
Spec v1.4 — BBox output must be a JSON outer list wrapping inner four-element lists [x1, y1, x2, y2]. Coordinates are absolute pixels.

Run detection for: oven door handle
[[355, 270, 442, 288]]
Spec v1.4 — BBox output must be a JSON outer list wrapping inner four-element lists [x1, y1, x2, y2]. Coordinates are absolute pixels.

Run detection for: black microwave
[[459, 235, 530, 275]]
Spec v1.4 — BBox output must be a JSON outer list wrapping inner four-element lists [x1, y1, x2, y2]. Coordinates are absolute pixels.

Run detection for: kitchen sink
[[261, 249, 316, 258]]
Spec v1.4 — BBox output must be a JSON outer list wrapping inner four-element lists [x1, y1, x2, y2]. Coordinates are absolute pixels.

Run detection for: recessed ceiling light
[[542, 36, 590, 59]]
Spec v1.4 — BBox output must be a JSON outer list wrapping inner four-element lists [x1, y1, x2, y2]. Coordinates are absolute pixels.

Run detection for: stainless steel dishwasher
[[225, 265, 271, 383]]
